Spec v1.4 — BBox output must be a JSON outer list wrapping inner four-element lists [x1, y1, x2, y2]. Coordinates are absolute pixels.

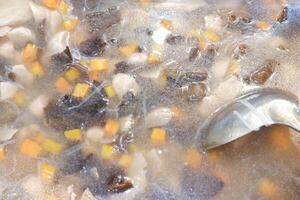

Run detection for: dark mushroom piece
[[114, 61, 131, 74], [277, 7, 288, 23], [182, 82, 207, 101], [117, 92, 139, 117], [78, 37, 107, 57], [166, 35, 185, 45], [189, 47, 200, 62]]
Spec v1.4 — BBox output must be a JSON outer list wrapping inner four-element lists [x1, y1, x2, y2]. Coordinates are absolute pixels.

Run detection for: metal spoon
[[198, 88, 300, 149]]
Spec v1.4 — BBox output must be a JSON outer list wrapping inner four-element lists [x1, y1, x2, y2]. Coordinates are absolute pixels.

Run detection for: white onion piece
[[153, 0, 207, 11], [120, 115, 134, 132], [109, 153, 147, 200], [46, 11, 63, 38], [0, 0, 32, 26], [0, 26, 11, 37], [128, 53, 147, 65], [0, 127, 18, 142], [211, 58, 230, 80], [47, 31, 70, 55], [0, 82, 18, 100], [8, 27, 36, 47], [81, 189, 97, 200], [0, 41, 17, 59], [29, 95, 49, 118], [144, 107, 173, 128], [112, 73, 140, 98], [21, 175, 45, 200], [205, 14, 223, 31], [139, 66, 163, 79], [11, 65, 34, 85], [85, 126, 105, 143], [152, 27, 171, 45]]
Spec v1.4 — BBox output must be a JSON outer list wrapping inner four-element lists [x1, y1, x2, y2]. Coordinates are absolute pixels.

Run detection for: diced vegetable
[[88, 71, 101, 81], [256, 21, 270, 31], [118, 43, 139, 58], [257, 178, 279, 198], [161, 19, 172, 30], [0, 148, 6, 161], [72, 83, 90, 98], [203, 29, 220, 42], [22, 43, 38, 63], [13, 91, 25, 106], [59, 1, 69, 14], [171, 106, 185, 120], [150, 128, 167, 145], [30, 61, 45, 77], [55, 77, 72, 93], [89, 58, 109, 72], [42, 0, 61, 9], [184, 148, 203, 168], [40, 162, 57, 182], [20, 139, 42, 158], [64, 129, 82, 141], [269, 126, 292, 151], [65, 68, 80, 81], [63, 19, 79, 31], [104, 85, 116, 98], [41, 138, 63, 155], [101, 144, 115, 160], [118, 154, 133, 168], [147, 52, 161, 64], [140, 0, 151, 6], [104, 119, 120, 137]]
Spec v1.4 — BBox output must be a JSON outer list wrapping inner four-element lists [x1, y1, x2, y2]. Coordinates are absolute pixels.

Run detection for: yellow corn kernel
[[63, 19, 79, 31], [101, 144, 115, 160], [104, 119, 120, 137], [147, 52, 161, 64], [40, 162, 56, 182], [150, 128, 167, 146], [256, 21, 270, 31], [90, 59, 109, 72], [20, 139, 42, 158], [43, 0, 61, 9], [22, 43, 38, 63], [88, 71, 101, 82], [41, 138, 63, 155], [30, 62, 45, 77], [104, 85, 116, 98], [55, 77, 72, 93], [14, 91, 25, 106], [0, 148, 6, 161], [65, 68, 80, 81], [184, 148, 203, 168], [161, 19, 172, 30], [198, 36, 207, 50], [59, 1, 69, 14], [118, 154, 132, 168], [203, 29, 220, 42], [72, 83, 90, 98], [118, 43, 139, 58], [257, 178, 279, 198], [64, 129, 82, 141]]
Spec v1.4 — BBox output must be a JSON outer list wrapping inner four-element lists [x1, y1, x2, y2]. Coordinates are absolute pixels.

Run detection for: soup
[[0, 0, 299, 199]]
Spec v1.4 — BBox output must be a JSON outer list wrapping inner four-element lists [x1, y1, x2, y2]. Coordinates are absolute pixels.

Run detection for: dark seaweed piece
[[85, 7, 121, 33], [114, 61, 131, 74], [248, 59, 279, 85], [117, 92, 138, 117], [182, 172, 224, 200], [166, 35, 185, 45], [114, 133, 134, 153], [107, 174, 133, 193], [78, 37, 107, 57], [58, 149, 93, 175], [44, 85, 108, 131], [51, 47, 73, 66], [277, 7, 288, 23], [189, 47, 200, 61]]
